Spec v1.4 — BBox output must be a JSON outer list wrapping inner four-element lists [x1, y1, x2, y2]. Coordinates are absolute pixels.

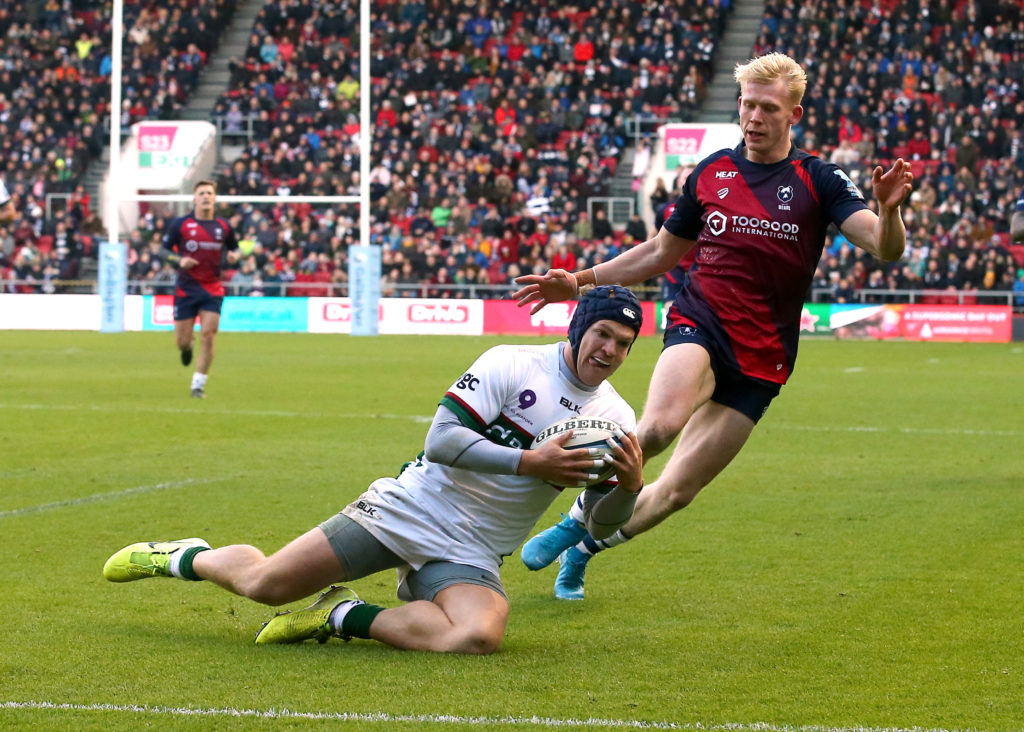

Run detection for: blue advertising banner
[[220, 297, 308, 332], [98, 240, 126, 332], [348, 245, 381, 336], [141, 295, 307, 332]]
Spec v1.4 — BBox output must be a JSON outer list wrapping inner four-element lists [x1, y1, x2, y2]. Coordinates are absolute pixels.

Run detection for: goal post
[[100, 0, 373, 333]]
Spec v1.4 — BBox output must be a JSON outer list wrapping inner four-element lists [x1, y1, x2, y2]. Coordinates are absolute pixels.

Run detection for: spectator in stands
[[590, 208, 614, 242]]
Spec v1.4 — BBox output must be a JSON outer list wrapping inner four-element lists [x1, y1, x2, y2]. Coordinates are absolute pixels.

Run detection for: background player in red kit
[[160, 180, 239, 398], [513, 52, 914, 600]]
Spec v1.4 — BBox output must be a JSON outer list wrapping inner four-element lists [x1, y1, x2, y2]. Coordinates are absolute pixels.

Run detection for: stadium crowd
[[753, 0, 1024, 303], [0, 0, 234, 292], [195, 0, 730, 297], [2, 0, 1023, 305]]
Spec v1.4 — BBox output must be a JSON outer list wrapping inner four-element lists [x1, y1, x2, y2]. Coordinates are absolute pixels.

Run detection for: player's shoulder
[[468, 343, 554, 388], [790, 146, 832, 172], [163, 213, 190, 235], [791, 148, 864, 198], [484, 342, 552, 366], [790, 147, 848, 180], [693, 147, 736, 174]]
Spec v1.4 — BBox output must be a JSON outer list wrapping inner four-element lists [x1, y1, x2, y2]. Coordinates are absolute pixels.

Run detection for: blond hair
[[734, 52, 807, 107]]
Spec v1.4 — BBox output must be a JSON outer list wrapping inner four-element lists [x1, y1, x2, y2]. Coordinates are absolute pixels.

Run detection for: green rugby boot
[[102, 538, 210, 582], [255, 585, 361, 645]]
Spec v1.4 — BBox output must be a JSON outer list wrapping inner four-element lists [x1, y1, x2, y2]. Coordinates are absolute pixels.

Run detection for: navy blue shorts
[[663, 321, 781, 424], [174, 284, 223, 321]]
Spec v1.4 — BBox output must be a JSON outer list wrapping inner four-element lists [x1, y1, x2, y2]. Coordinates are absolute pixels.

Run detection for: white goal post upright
[[100, 0, 375, 333]]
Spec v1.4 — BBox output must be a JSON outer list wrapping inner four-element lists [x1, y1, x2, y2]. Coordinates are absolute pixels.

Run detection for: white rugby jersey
[[0, 180, 9, 207], [343, 342, 636, 577]]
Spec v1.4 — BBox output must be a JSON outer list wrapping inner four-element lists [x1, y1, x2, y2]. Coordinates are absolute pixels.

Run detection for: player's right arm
[[425, 347, 600, 486], [424, 405, 604, 486], [513, 227, 695, 314]]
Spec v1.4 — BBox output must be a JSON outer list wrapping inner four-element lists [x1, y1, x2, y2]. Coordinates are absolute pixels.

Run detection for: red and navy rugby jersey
[[162, 213, 238, 297], [663, 143, 868, 384]]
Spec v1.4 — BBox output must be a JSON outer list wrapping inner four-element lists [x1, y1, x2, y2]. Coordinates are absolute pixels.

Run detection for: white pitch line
[[0, 478, 224, 520], [768, 423, 1020, 438], [0, 700, 977, 732], [0, 403, 1010, 437], [0, 402, 434, 422]]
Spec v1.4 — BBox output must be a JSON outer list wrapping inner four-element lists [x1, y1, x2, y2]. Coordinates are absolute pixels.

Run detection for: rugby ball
[[530, 416, 623, 487]]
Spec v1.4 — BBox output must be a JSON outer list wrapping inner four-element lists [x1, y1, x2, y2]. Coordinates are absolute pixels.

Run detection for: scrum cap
[[567, 285, 643, 360]]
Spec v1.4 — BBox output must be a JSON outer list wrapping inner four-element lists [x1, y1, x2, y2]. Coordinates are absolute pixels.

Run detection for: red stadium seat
[[36, 235, 54, 255]]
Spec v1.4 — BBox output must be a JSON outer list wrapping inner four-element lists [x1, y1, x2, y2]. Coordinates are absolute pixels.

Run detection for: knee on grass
[[444, 624, 503, 655]]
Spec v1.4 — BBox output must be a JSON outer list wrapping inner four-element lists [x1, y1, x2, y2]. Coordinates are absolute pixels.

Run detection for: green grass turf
[[1, 332, 1021, 731]]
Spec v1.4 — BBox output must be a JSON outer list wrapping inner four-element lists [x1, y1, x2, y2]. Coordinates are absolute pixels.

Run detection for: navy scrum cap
[[567, 285, 643, 358]]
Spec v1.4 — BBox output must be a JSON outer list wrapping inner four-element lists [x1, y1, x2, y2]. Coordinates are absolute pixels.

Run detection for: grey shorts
[[319, 512, 507, 602]]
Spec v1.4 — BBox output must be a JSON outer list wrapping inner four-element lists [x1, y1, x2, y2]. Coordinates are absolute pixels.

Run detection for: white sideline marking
[[770, 423, 1020, 438], [0, 478, 223, 520], [0, 403, 1011, 437], [0, 700, 971, 732], [0, 402, 434, 422]]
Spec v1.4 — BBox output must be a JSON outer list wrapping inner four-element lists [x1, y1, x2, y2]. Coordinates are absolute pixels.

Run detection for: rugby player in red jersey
[[160, 180, 239, 398], [514, 52, 914, 599]]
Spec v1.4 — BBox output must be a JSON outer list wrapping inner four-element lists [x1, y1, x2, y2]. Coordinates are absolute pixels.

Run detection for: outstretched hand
[[872, 158, 914, 213], [511, 269, 577, 315]]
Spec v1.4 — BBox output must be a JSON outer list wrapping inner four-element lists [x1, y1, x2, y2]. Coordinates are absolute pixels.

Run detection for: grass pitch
[[1, 331, 1021, 731]]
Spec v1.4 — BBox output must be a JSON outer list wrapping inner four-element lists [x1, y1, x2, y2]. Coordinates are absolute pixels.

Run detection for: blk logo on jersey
[[559, 396, 583, 414], [517, 390, 536, 410], [353, 500, 379, 518]]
